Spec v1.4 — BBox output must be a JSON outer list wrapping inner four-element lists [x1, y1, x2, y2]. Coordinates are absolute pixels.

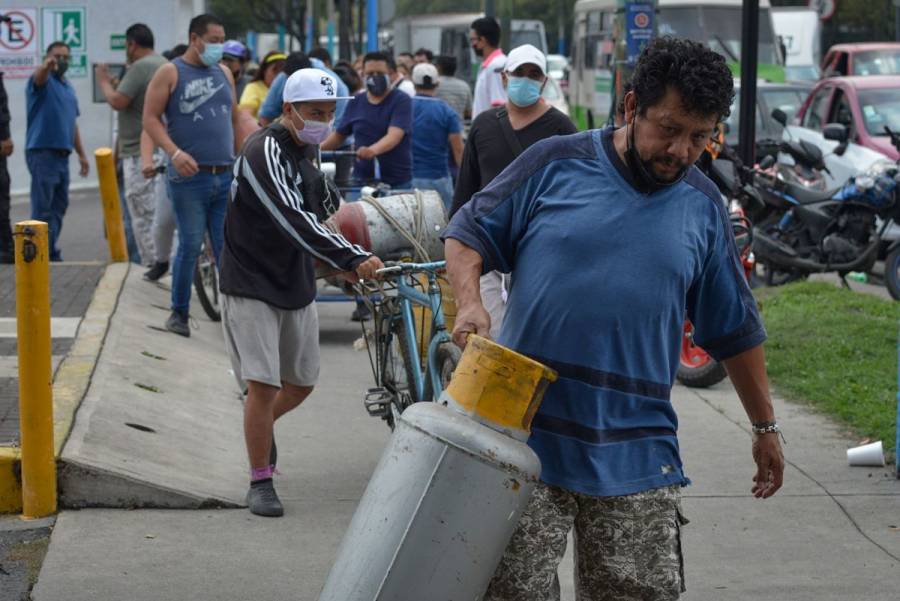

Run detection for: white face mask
[[290, 110, 333, 145]]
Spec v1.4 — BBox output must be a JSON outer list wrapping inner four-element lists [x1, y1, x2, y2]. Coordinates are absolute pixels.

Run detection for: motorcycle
[[677, 134, 758, 388], [877, 129, 900, 300], [751, 123, 900, 290]]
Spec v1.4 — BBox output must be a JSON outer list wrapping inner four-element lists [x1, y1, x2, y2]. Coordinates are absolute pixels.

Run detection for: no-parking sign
[[0, 8, 40, 78]]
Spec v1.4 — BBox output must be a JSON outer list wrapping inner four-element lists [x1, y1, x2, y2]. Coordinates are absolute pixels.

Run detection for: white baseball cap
[[412, 63, 440, 87], [282, 68, 353, 103], [504, 44, 547, 75]]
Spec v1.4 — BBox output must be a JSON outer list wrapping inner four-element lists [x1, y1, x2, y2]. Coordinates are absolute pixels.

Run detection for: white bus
[[570, 0, 784, 130], [390, 13, 547, 86]]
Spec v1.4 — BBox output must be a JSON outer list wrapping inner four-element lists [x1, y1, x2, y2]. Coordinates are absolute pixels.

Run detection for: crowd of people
[[0, 12, 787, 601]]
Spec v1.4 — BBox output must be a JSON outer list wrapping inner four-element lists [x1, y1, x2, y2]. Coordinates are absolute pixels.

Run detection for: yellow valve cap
[[446, 335, 557, 434]]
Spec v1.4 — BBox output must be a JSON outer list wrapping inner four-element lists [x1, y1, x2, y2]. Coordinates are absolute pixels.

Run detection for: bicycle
[[356, 260, 461, 429], [193, 234, 220, 322]]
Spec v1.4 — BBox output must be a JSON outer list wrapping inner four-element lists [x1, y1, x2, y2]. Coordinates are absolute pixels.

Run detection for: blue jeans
[[167, 169, 230, 313], [412, 176, 454, 212], [26, 149, 70, 261]]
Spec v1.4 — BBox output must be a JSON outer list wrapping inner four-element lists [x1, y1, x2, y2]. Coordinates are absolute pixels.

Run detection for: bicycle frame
[[384, 261, 452, 403]]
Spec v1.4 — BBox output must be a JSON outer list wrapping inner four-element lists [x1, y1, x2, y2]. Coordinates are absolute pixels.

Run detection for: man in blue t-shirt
[[409, 63, 462, 210], [25, 41, 90, 261], [258, 51, 348, 126], [444, 38, 784, 601], [322, 51, 413, 190]]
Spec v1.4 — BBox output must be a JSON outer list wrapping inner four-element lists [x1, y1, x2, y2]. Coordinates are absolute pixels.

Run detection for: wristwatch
[[751, 421, 780, 435]]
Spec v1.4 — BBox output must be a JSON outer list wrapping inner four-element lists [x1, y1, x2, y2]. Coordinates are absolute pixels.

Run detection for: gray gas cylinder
[[317, 401, 541, 601]]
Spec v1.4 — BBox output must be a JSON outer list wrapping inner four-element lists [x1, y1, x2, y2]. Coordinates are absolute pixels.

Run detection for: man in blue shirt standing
[[26, 41, 90, 261], [322, 51, 413, 191], [410, 63, 463, 210], [445, 38, 784, 600]]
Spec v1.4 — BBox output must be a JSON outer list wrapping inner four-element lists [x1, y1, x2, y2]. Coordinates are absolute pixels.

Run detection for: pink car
[[821, 43, 900, 78], [795, 75, 900, 161]]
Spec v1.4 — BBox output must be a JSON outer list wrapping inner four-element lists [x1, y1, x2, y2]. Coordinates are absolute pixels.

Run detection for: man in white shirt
[[470, 17, 506, 117]]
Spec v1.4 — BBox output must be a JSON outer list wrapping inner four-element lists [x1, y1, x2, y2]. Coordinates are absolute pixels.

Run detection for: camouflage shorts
[[483, 482, 688, 601]]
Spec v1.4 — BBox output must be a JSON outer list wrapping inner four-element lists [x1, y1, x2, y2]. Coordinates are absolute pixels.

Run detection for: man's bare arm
[[445, 238, 490, 348], [142, 63, 179, 156], [321, 131, 347, 151], [33, 56, 56, 87], [449, 132, 463, 167], [723, 345, 784, 499]]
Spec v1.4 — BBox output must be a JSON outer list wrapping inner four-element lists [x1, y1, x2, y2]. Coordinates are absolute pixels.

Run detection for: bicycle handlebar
[[375, 260, 447, 275]]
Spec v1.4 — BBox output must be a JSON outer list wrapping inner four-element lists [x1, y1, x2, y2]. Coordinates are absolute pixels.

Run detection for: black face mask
[[472, 44, 484, 58], [54, 58, 69, 79], [365, 73, 389, 97], [624, 116, 688, 194]]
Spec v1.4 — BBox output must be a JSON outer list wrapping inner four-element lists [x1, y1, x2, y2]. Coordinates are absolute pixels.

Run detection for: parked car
[[722, 80, 812, 151], [795, 75, 900, 161], [546, 53, 569, 92], [821, 43, 900, 78], [542, 76, 569, 116]]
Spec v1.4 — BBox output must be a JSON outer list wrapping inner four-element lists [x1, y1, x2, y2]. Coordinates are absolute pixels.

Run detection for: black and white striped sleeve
[[240, 134, 371, 271]]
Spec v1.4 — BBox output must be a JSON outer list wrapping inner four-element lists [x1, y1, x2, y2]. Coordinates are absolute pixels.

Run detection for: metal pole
[[358, 0, 364, 56], [485, 0, 495, 19], [94, 148, 128, 263], [738, 0, 760, 167], [896, 321, 900, 478], [327, 0, 336, 59], [306, 0, 315, 51], [366, 0, 378, 51], [15, 221, 57, 519]]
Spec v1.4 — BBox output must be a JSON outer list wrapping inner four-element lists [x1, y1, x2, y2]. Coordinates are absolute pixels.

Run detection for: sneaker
[[165, 310, 190, 338], [246, 479, 284, 517], [143, 261, 169, 281], [351, 303, 371, 322]]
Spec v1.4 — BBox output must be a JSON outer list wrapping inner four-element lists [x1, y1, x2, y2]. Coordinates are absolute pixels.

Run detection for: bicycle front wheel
[[193, 248, 221, 322]]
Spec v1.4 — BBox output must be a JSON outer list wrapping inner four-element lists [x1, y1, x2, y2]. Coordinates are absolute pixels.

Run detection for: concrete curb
[[0, 263, 129, 514]]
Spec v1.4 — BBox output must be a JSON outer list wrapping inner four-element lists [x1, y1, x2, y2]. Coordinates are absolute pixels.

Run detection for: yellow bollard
[[446, 335, 557, 437], [14, 221, 57, 518], [94, 148, 128, 262]]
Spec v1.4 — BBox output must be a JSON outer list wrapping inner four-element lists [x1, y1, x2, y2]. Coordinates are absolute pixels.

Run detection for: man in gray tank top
[[143, 13, 239, 337]]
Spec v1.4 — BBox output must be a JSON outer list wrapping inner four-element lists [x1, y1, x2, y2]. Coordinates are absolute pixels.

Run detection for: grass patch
[[756, 281, 899, 451]]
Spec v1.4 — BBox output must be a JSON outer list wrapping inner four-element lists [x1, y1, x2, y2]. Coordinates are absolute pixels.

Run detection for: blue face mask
[[200, 42, 224, 67], [506, 76, 543, 108]]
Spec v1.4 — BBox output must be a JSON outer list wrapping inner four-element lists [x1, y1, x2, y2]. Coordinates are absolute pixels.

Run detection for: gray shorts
[[222, 294, 320, 389]]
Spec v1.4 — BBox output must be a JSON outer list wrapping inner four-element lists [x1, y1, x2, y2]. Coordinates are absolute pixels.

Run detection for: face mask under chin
[[624, 117, 688, 193]]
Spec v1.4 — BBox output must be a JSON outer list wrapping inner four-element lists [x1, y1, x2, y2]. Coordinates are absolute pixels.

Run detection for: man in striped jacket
[[219, 68, 383, 517]]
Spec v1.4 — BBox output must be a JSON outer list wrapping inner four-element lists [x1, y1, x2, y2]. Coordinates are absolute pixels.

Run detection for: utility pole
[[339, 0, 351, 60], [366, 0, 378, 51], [738, 0, 760, 167], [328, 0, 336, 59]]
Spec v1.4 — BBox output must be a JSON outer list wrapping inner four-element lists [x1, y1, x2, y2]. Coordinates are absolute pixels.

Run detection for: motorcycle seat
[[783, 181, 841, 204]]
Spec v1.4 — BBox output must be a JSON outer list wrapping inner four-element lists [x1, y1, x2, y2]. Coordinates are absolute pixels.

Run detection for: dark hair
[[435, 55, 457, 76], [125, 23, 154, 50], [309, 47, 332, 65], [414, 48, 434, 62], [283, 51, 312, 76], [398, 52, 413, 60], [45, 41, 69, 55], [333, 64, 362, 93], [163, 44, 188, 60], [470, 17, 501, 47], [363, 51, 395, 71], [252, 50, 285, 83], [630, 37, 734, 120], [188, 14, 223, 39]]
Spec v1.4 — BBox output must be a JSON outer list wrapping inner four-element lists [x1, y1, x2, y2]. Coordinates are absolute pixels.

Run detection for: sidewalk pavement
[[27, 273, 900, 600]]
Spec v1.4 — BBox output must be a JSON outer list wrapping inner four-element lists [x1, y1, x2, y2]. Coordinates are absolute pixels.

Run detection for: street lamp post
[[738, 0, 760, 167]]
